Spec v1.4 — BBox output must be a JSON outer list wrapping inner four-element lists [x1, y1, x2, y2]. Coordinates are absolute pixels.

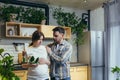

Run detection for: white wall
[[90, 7, 104, 31], [49, 5, 87, 26], [78, 31, 91, 64]]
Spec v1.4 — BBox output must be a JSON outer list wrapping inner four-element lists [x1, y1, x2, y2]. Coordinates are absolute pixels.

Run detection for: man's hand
[[46, 46, 51, 54]]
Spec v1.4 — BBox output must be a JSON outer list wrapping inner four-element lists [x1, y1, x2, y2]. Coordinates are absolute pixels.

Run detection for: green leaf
[[0, 49, 4, 55], [22, 57, 26, 63], [29, 56, 35, 63], [34, 57, 39, 64], [111, 66, 120, 73]]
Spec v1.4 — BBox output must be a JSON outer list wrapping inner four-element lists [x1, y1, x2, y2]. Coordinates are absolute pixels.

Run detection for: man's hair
[[52, 27, 65, 34]]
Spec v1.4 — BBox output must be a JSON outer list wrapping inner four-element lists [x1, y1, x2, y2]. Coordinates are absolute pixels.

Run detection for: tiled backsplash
[[0, 45, 20, 64]]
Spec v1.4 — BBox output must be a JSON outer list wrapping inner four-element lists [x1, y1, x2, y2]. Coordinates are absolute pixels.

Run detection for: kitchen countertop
[[14, 62, 88, 70], [70, 62, 88, 67]]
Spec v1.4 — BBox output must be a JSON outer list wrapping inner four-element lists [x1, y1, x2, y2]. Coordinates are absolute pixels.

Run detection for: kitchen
[[0, 0, 118, 80]]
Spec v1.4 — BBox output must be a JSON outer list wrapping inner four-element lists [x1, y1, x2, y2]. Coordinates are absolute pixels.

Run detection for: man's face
[[53, 31, 64, 43]]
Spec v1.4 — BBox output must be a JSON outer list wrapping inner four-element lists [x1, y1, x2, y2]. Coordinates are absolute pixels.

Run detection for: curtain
[[104, 0, 120, 80]]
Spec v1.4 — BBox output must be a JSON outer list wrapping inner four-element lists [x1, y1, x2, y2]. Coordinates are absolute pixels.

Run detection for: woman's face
[[33, 36, 44, 47]]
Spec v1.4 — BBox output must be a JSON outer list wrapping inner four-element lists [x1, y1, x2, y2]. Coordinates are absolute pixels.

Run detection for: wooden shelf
[[6, 22, 40, 38], [6, 22, 71, 39], [40, 25, 55, 38], [40, 25, 71, 39], [64, 27, 71, 39]]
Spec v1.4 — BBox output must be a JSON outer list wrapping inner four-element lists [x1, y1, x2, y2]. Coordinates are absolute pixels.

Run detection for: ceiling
[[20, 0, 109, 10]]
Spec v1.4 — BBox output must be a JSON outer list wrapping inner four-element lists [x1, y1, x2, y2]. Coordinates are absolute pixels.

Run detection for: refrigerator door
[[91, 67, 104, 80], [90, 31, 105, 80], [90, 31, 104, 66]]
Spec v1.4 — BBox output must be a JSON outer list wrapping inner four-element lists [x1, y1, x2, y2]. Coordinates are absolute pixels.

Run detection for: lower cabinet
[[13, 66, 87, 80], [70, 66, 88, 80], [13, 70, 27, 80]]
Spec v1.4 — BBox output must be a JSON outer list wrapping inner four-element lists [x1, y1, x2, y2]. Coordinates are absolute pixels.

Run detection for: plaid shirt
[[48, 40, 72, 79]]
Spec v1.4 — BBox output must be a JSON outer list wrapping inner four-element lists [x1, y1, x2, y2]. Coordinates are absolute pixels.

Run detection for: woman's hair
[[29, 30, 45, 46]]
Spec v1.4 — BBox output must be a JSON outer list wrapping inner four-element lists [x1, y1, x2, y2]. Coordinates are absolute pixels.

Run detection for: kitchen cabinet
[[70, 66, 88, 80], [5, 22, 71, 39], [13, 70, 27, 80], [13, 66, 87, 80], [40, 25, 71, 39], [6, 22, 40, 38]]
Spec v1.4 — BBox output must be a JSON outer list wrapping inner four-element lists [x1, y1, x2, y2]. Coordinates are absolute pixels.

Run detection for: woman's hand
[[22, 63, 28, 68], [22, 63, 38, 68], [28, 63, 38, 67], [39, 58, 50, 65]]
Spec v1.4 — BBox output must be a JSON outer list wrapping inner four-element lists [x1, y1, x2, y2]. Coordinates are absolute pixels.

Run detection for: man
[[46, 27, 73, 80]]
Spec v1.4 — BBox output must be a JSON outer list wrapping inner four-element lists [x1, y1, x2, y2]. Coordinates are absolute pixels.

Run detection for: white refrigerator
[[90, 31, 104, 80], [78, 31, 105, 80]]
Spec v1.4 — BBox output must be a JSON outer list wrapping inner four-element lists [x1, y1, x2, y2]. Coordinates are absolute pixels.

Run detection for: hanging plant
[[0, 5, 19, 21], [0, 4, 46, 24], [52, 7, 87, 44]]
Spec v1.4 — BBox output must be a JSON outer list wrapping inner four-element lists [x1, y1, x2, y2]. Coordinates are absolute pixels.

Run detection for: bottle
[[8, 28, 14, 36], [18, 53, 23, 64], [22, 51, 27, 63]]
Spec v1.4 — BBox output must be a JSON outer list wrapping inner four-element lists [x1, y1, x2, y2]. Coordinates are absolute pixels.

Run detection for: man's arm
[[46, 45, 72, 64]]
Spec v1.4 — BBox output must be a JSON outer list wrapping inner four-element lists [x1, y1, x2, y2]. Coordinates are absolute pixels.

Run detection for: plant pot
[[40, 19, 46, 25], [9, 13, 17, 22]]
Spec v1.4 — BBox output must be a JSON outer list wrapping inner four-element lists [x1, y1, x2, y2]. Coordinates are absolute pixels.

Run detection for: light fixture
[[83, 0, 87, 3]]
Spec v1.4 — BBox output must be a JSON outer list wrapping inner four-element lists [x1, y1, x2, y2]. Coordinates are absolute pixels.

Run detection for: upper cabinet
[[6, 22, 71, 39], [6, 22, 40, 38]]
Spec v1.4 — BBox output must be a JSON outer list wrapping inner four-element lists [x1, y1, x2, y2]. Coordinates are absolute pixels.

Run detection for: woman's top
[[26, 45, 49, 80]]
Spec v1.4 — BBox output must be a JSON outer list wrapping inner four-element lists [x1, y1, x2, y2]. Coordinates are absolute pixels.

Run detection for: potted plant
[[0, 48, 20, 80], [111, 66, 120, 80], [52, 7, 87, 44]]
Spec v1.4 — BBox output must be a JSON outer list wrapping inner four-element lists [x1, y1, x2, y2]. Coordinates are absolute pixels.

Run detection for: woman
[[22, 30, 50, 80]]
